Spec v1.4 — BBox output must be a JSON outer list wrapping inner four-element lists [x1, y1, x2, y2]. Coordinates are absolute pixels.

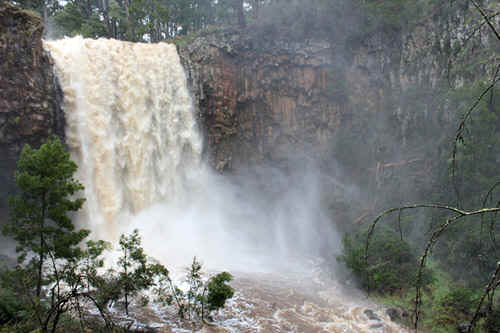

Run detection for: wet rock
[[364, 309, 381, 321], [0, 2, 64, 220], [370, 323, 384, 329], [386, 307, 400, 322], [386, 307, 403, 322], [200, 326, 231, 333], [457, 322, 471, 333]]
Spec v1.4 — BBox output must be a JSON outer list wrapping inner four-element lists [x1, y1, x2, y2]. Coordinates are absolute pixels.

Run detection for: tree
[[233, 0, 245, 28], [0, 135, 111, 333], [183, 256, 204, 320], [3, 135, 88, 298], [155, 256, 234, 322], [205, 271, 234, 314], [116, 229, 154, 315]]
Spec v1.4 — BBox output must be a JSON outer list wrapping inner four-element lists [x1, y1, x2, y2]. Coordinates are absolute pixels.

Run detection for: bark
[[37, 192, 47, 298], [235, 0, 245, 28]]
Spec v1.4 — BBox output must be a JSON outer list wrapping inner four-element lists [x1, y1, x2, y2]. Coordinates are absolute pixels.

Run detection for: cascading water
[[44, 37, 405, 332], [44, 37, 202, 240]]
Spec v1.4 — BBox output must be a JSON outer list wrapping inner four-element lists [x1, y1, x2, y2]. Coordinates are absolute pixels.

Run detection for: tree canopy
[[8, 0, 440, 42]]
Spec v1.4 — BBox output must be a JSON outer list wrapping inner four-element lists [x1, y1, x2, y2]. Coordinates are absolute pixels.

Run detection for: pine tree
[[3, 135, 88, 298], [117, 229, 153, 315]]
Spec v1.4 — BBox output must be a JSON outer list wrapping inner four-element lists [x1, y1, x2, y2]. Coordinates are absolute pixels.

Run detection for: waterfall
[[44, 36, 338, 271], [44, 37, 202, 240]]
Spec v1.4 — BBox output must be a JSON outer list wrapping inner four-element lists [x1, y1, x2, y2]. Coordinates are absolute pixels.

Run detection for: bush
[[485, 307, 500, 333], [432, 286, 480, 329], [155, 257, 234, 322], [439, 287, 479, 315], [339, 226, 434, 294], [0, 287, 24, 325], [206, 271, 234, 312]]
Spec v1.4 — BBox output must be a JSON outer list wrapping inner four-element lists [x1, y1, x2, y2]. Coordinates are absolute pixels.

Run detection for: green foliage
[[51, 2, 85, 36], [360, 0, 424, 33], [371, 263, 497, 332], [433, 287, 480, 328], [11, 0, 60, 18], [3, 135, 88, 298], [449, 83, 500, 208], [206, 271, 234, 311], [485, 307, 500, 333], [428, 285, 500, 332], [155, 256, 234, 322], [435, 223, 498, 288], [339, 226, 434, 294], [0, 285, 24, 325], [427, 82, 500, 288], [0, 136, 113, 333], [183, 256, 204, 319], [40, 0, 237, 42]]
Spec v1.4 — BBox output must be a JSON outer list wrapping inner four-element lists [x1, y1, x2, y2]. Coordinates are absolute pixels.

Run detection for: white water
[[44, 37, 202, 241]]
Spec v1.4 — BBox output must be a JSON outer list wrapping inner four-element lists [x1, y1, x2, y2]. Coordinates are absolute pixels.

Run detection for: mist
[[124, 160, 343, 273]]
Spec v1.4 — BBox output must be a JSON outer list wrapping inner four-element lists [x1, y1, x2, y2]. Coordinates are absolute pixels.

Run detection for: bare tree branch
[[470, 0, 500, 41], [480, 180, 500, 251], [467, 262, 500, 333], [451, 64, 500, 205], [365, 204, 500, 331]]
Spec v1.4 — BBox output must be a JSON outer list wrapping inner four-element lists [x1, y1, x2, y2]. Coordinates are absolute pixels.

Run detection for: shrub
[[485, 307, 500, 333], [206, 271, 234, 312], [439, 287, 479, 315], [155, 257, 234, 322], [433, 286, 480, 329], [339, 226, 434, 294], [0, 287, 24, 325]]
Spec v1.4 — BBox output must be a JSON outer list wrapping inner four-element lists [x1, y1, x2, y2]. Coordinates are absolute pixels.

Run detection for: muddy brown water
[[123, 269, 409, 333]]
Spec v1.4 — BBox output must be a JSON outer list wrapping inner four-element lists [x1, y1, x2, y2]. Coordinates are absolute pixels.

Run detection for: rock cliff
[[178, 26, 451, 179], [0, 3, 63, 218]]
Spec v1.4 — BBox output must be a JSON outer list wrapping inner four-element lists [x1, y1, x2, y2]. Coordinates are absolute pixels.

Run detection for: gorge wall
[[177, 24, 459, 208]]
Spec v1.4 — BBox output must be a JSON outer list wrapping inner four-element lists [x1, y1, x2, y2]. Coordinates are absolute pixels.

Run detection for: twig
[[467, 262, 500, 332], [365, 204, 500, 330], [481, 181, 500, 251], [451, 64, 500, 205], [470, 0, 500, 42]]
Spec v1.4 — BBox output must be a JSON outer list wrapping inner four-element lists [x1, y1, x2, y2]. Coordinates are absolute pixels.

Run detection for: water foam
[[44, 37, 202, 241]]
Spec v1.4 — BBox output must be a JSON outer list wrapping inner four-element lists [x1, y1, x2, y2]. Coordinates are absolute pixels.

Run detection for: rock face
[[180, 31, 347, 171], [178, 26, 455, 174], [0, 3, 63, 219]]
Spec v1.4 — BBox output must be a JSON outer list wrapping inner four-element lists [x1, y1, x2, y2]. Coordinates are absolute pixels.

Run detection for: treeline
[[11, 0, 247, 41], [10, 0, 434, 42]]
